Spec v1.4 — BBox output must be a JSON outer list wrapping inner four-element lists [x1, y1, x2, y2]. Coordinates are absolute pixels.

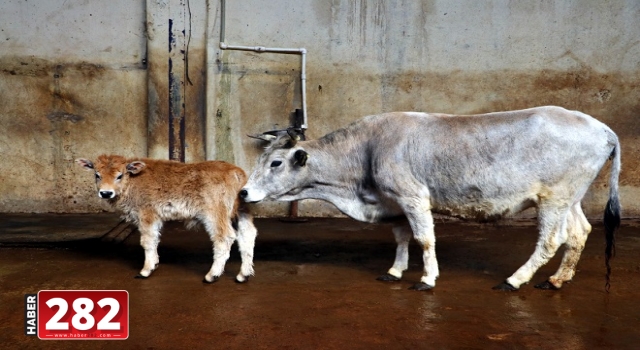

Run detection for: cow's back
[[357, 106, 617, 219]]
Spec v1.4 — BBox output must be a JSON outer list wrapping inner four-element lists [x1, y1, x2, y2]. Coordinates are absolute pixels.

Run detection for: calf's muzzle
[[99, 190, 115, 199]]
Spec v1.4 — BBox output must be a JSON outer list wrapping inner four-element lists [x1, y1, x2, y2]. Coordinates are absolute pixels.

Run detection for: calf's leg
[[136, 217, 163, 278], [234, 210, 257, 283], [203, 214, 236, 283]]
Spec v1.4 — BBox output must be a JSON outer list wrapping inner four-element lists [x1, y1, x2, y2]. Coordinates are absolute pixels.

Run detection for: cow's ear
[[293, 150, 309, 167], [76, 158, 94, 171], [126, 161, 146, 174]]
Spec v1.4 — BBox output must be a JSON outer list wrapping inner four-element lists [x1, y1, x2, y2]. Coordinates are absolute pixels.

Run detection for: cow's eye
[[270, 160, 282, 167], [116, 173, 123, 181], [95, 173, 101, 180]]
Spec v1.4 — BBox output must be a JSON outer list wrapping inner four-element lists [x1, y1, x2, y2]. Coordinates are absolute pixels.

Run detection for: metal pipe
[[300, 50, 307, 129], [219, 0, 225, 43], [218, 0, 308, 129], [220, 43, 303, 54]]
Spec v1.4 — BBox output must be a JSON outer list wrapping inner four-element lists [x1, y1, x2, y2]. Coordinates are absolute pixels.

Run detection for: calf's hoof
[[376, 273, 401, 282], [409, 282, 434, 291], [492, 281, 518, 291], [134, 274, 148, 279], [235, 275, 250, 283], [203, 275, 220, 284], [534, 280, 560, 290]]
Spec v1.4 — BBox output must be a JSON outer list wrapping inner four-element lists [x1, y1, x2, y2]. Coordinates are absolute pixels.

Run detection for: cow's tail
[[603, 136, 621, 292]]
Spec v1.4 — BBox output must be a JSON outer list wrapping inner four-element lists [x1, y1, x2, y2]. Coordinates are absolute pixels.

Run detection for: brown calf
[[76, 155, 257, 283]]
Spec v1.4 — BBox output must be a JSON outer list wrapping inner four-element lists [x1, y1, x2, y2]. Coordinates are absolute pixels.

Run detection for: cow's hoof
[[409, 282, 434, 291], [376, 273, 401, 282], [492, 281, 518, 291], [203, 275, 220, 284], [534, 280, 560, 290], [235, 275, 250, 283], [134, 274, 148, 279]]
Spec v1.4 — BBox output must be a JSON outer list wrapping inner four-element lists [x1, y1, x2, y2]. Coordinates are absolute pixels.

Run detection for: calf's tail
[[603, 138, 621, 292]]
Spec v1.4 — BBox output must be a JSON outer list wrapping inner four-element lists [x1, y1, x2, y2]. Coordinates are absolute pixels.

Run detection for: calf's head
[[241, 131, 310, 203], [76, 155, 146, 199]]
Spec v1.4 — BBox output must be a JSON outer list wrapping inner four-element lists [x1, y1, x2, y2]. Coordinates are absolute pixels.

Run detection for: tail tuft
[[603, 138, 621, 292], [603, 196, 620, 292]]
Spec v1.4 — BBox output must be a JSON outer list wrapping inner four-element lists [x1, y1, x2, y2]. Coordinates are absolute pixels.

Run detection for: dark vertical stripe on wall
[[168, 17, 185, 162]]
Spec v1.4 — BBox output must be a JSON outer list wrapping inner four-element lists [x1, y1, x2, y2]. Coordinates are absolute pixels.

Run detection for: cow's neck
[[291, 139, 393, 223]]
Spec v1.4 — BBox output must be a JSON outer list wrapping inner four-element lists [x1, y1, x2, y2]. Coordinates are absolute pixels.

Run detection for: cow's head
[[75, 155, 146, 199], [240, 129, 310, 203]]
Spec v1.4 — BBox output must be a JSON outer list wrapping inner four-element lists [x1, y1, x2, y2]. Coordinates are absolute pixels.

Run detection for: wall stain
[[214, 50, 236, 164], [147, 48, 205, 162], [0, 55, 146, 213]]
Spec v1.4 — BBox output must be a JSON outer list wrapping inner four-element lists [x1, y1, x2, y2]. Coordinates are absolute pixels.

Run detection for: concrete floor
[[1, 215, 640, 349]]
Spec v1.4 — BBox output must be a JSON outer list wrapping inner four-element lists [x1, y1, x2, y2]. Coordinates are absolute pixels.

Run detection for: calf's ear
[[76, 158, 94, 171], [293, 150, 309, 167], [126, 161, 146, 174]]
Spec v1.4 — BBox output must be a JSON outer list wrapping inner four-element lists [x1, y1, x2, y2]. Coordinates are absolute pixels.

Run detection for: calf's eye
[[116, 174, 123, 180], [95, 173, 101, 180], [270, 160, 282, 167]]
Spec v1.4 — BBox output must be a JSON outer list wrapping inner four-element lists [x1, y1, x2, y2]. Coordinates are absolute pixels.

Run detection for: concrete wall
[[209, 0, 640, 218], [0, 0, 148, 212], [1, 0, 639, 218]]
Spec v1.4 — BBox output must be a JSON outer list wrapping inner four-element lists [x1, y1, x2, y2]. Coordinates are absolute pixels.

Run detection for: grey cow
[[241, 106, 621, 291]]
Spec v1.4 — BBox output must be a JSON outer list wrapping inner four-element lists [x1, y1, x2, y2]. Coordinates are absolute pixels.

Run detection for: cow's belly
[[432, 197, 537, 221]]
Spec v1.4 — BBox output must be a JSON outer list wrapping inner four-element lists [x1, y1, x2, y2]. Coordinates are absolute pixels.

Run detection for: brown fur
[[76, 154, 258, 283]]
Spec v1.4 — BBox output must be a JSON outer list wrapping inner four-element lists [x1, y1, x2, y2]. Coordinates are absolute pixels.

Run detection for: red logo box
[[37, 290, 129, 340]]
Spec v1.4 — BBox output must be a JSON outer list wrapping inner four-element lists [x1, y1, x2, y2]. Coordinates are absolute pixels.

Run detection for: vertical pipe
[[300, 50, 307, 129], [220, 0, 226, 43]]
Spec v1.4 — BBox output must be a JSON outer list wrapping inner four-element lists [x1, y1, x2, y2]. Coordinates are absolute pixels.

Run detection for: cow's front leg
[[136, 218, 163, 278], [377, 224, 411, 282], [203, 215, 236, 283], [399, 198, 438, 291]]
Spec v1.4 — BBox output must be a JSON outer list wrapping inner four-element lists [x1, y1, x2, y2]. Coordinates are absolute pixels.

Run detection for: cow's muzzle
[[239, 188, 263, 203]]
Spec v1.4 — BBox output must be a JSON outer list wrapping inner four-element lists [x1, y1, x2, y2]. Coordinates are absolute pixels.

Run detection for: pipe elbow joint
[[220, 42, 228, 49], [300, 48, 307, 54]]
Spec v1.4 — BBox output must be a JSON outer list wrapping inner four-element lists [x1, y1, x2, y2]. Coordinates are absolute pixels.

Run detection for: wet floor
[[1, 217, 640, 349]]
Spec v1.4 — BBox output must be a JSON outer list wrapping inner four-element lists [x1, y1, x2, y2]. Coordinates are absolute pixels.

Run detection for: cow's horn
[[286, 129, 301, 146], [247, 133, 277, 142]]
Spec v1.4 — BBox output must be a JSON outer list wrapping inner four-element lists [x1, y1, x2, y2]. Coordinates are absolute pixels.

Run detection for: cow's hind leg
[[234, 210, 257, 283], [535, 203, 592, 290], [203, 213, 236, 283], [136, 217, 163, 278], [494, 204, 570, 291], [377, 224, 411, 282]]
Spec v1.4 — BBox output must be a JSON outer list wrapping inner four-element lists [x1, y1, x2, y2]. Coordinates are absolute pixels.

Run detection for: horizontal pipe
[[220, 42, 306, 55], [218, 0, 307, 129]]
